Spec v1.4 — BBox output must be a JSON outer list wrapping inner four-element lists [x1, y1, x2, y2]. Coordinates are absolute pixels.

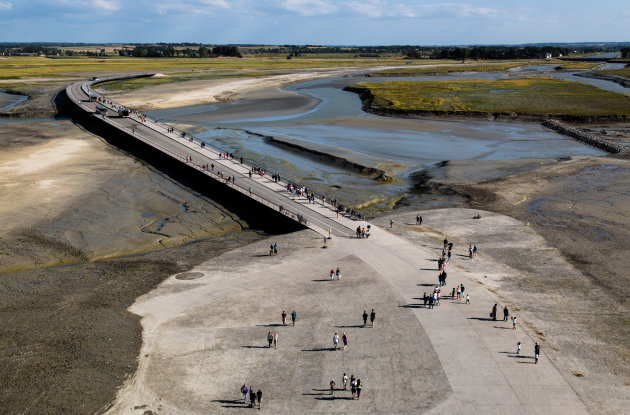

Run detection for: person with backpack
[[241, 384, 249, 404]]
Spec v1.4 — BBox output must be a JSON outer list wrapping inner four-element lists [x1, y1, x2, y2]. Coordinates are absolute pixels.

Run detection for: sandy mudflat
[[0, 119, 270, 414], [172, 89, 321, 122], [0, 120, 246, 272]]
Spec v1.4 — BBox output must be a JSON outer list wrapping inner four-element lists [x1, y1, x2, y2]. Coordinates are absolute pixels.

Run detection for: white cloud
[[93, 0, 120, 11], [347, 0, 417, 18], [0, 1, 12, 9], [203, 0, 230, 8], [279, 0, 338, 16], [344, 1, 496, 19]]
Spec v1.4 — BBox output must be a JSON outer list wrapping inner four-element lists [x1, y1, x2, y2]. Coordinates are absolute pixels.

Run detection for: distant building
[[545, 52, 553, 59]]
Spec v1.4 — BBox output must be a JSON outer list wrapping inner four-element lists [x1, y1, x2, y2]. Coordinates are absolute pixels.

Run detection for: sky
[[0, 0, 628, 45]]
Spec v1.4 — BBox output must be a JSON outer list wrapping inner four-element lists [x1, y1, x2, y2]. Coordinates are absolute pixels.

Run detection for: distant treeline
[[118, 45, 241, 58], [406, 46, 572, 59], [0, 43, 106, 56], [621, 47, 630, 58]]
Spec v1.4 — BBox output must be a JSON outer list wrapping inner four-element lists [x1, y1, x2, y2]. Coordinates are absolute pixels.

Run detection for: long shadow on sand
[[302, 347, 334, 352], [212, 399, 246, 408], [241, 345, 269, 349]]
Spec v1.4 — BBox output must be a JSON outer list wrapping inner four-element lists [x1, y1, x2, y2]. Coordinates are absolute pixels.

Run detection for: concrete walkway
[[106, 212, 589, 414]]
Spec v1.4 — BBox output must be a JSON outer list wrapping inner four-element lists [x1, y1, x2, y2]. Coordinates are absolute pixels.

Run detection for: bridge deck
[[66, 78, 368, 238]]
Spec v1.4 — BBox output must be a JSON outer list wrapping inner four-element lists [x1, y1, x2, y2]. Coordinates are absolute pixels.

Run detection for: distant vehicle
[[88, 94, 97, 102], [95, 104, 108, 115], [90, 76, 99, 81], [118, 108, 130, 117]]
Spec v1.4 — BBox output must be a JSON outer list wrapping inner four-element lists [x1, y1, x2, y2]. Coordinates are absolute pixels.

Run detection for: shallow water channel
[[0, 91, 28, 111], [146, 68, 612, 213]]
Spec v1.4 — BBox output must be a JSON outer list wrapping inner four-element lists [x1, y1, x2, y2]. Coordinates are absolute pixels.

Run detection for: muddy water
[[146, 70, 611, 213], [0, 91, 28, 111]]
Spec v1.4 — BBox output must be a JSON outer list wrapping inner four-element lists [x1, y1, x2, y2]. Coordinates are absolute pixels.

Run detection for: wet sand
[[0, 119, 268, 414], [0, 120, 245, 273], [173, 90, 321, 122]]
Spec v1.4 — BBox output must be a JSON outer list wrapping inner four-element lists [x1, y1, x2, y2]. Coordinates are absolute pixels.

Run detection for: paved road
[[66, 79, 365, 238]]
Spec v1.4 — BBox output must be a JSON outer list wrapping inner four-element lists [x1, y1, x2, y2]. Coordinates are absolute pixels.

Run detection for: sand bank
[[0, 120, 244, 273]]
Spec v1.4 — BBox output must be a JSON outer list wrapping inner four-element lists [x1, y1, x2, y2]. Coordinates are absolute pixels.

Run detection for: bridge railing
[[84, 82, 351, 219]]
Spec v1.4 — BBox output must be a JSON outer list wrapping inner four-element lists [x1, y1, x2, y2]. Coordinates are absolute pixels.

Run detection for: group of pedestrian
[[468, 244, 478, 259], [437, 239, 454, 271], [281, 310, 297, 326], [422, 290, 440, 308], [330, 374, 362, 399], [332, 332, 349, 350], [330, 267, 342, 281], [267, 331, 278, 348], [454, 283, 468, 303], [240, 384, 263, 409], [437, 270, 447, 286], [362, 309, 376, 326], [269, 243, 278, 256], [355, 225, 371, 238]]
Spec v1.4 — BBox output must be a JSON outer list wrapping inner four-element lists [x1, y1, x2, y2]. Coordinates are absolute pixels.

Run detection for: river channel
[[146, 66, 613, 213]]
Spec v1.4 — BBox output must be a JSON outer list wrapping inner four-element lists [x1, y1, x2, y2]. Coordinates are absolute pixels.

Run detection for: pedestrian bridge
[[66, 76, 367, 237]]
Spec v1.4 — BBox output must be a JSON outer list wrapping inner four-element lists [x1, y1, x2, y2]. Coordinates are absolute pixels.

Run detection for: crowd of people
[[330, 374, 362, 399]]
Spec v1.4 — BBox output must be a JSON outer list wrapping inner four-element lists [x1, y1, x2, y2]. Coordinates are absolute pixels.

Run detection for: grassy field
[[555, 62, 602, 70], [0, 55, 418, 80], [598, 68, 630, 80], [348, 77, 630, 116], [370, 62, 534, 76]]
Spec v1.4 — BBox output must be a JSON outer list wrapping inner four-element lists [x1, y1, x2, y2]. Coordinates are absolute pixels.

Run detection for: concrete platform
[[106, 212, 590, 414]]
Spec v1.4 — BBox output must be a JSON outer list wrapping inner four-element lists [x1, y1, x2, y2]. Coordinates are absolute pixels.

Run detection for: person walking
[[333, 333, 339, 349], [362, 310, 368, 326], [330, 268, 335, 281], [503, 306, 509, 322], [473, 245, 478, 257], [291, 310, 297, 326], [350, 378, 357, 399], [535, 342, 541, 364], [256, 389, 263, 409], [517, 341, 521, 355], [249, 387, 256, 408], [343, 373, 348, 390], [356, 379, 362, 400], [390, 218, 393, 228], [241, 384, 249, 404], [468, 244, 473, 259], [466, 293, 470, 304], [282, 310, 287, 326], [273, 332, 278, 349], [267, 331, 273, 348], [370, 309, 376, 326], [336, 267, 341, 280], [330, 379, 336, 395], [342, 333, 348, 350], [491, 303, 498, 321], [512, 316, 517, 330]]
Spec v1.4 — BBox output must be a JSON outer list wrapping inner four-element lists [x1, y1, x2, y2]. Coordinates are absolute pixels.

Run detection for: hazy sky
[[1, 0, 628, 45]]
